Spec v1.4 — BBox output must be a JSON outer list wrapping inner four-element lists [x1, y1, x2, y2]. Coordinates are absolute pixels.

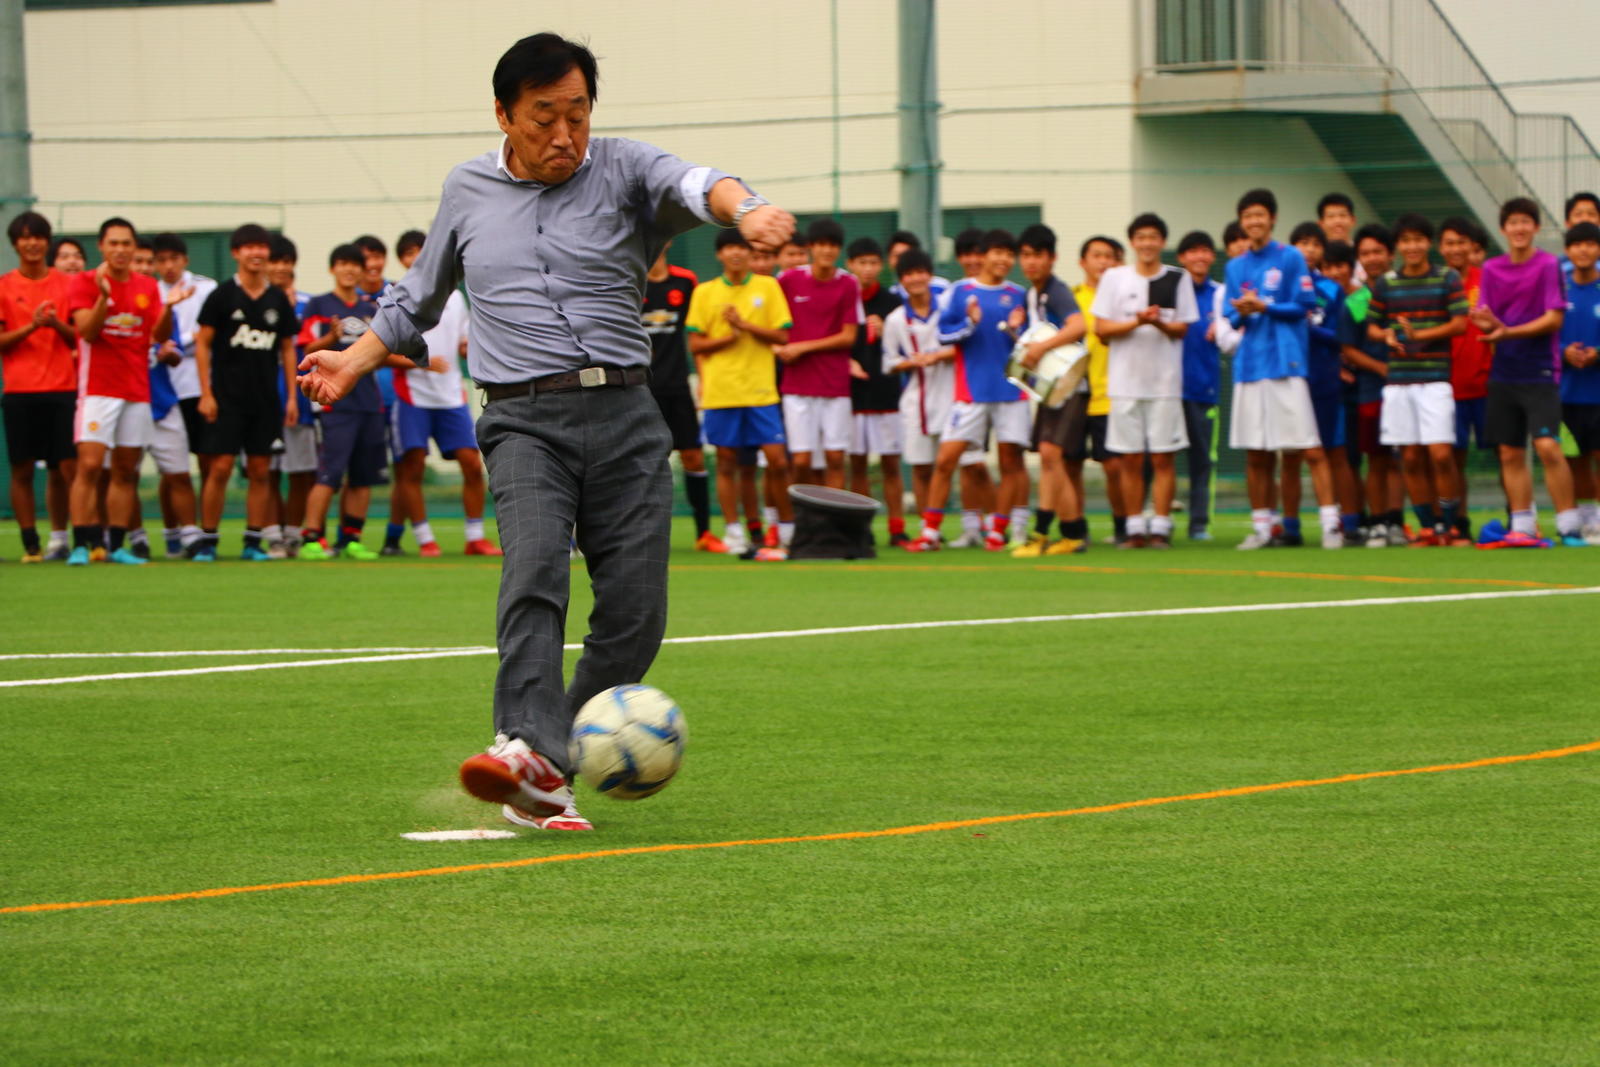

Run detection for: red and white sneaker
[[984, 530, 1009, 551], [465, 539, 503, 556], [418, 541, 442, 558], [502, 800, 594, 831], [458, 734, 570, 818], [904, 534, 941, 552], [763, 525, 781, 549]]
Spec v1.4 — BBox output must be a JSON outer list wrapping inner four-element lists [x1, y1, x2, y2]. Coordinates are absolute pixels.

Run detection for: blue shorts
[[1455, 395, 1489, 451], [703, 404, 786, 449], [318, 408, 388, 489], [1311, 389, 1345, 450], [391, 400, 477, 457]]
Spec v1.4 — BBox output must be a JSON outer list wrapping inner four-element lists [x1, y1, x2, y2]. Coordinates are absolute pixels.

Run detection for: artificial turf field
[[3, 516, 1599, 1065]]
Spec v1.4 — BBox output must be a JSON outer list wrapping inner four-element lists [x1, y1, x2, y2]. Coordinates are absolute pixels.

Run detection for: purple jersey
[[1480, 249, 1566, 385]]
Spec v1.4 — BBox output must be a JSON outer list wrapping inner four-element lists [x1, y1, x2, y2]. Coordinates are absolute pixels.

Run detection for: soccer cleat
[[1119, 534, 1149, 550], [763, 525, 781, 549], [948, 530, 984, 548], [130, 540, 151, 560], [1010, 532, 1049, 558], [1236, 532, 1273, 550], [904, 534, 941, 553], [1385, 525, 1409, 547], [21, 551, 44, 563], [240, 545, 273, 561], [418, 541, 442, 558], [45, 543, 70, 562], [1276, 531, 1305, 547], [1583, 522, 1600, 547], [265, 541, 289, 560], [1147, 533, 1172, 550], [501, 800, 593, 832], [694, 530, 728, 554], [1188, 527, 1213, 542], [459, 734, 571, 819], [721, 524, 749, 556], [465, 538, 502, 556], [1364, 523, 1387, 548], [983, 530, 1008, 552], [1322, 528, 1345, 550], [1499, 530, 1552, 549], [109, 547, 147, 566], [191, 545, 217, 562], [753, 546, 788, 561], [1409, 528, 1441, 548], [888, 531, 910, 547], [342, 541, 379, 561], [66, 546, 90, 566], [89, 546, 107, 563], [1559, 532, 1588, 548], [298, 540, 329, 561], [379, 543, 406, 556], [1044, 536, 1086, 555]]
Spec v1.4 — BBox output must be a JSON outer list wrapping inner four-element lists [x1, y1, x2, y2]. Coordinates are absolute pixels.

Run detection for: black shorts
[[178, 396, 207, 453], [1038, 393, 1113, 463], [1486, 382, 1563, 447], [652, 390, 702, 453], [317, 409, 388, 488], [1564, 402, 1600, 454], [196, 393, 283, 457], [1, 390, 76, 466]]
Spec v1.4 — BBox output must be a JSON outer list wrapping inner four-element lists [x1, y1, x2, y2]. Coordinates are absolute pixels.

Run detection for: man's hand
[[772, 343, 803, 364], [32, 301, 57, 328], [427, 355, 450, 373], [1007, 306, 1026, 332], [966, 296, 981, 325], [284, 396, 299, 427], [1205, 321, 1217, 343], [93, 263, 112, 298], [1381, 327, 1406, 355], [1022, 340, 1049, 369], [1566, 342, 1598, 368], [1470, 305, 1504, 339], [198, 394, 218, 422], [721, 305, 747, 332], [298, 347, 369, 404], [1231, 292, 1265, 316], [164, 283, 195, 308], [849, 359, 869, 380], [739, 205, 796, 253], [1138, 306, 1162, 324], [156, 339, 181, 367]]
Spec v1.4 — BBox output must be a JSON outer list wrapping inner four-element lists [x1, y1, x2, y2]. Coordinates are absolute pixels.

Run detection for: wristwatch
[[731, 195, 770, 227]]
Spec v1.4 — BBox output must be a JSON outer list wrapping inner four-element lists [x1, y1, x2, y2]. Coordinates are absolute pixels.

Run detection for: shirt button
[[537, 226, 543, 234], [543, 265, 550, 273]]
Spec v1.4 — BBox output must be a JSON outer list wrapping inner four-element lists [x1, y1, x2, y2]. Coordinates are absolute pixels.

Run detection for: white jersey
[[159, 271, 218, 400], [882, 302, 955, 437], [400, 290, 469, 409], [1091, 263, 1198, 400]]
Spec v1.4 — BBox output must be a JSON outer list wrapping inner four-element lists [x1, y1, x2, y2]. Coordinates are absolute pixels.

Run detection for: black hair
[[352, 234, 386, 257], [1079, 234, 1121, 260], [1017, 223, 1057, 255], [1323, 240, 1355, 269], [493, 33, 599, 115], [1499, 197, 1541, 228], [1127, 212, 1168, 240], [1316, 192, 1355, 218], [329, 242, 365, 268], [782, 233, 808, 249], [49, 237, 84, 264], [979, 228, 1018, 254], [846, 236, 883, 260], [1236, 188, 1277, 218], [1221, 221, 1246, 246], [1288, 221, 1327, 247], [151, 232, 188, 257], [1437, 215, 1486, 248], [1564, 192, 1600, 221], [1354, 222, 1395, 253], [396, 229, 426, 259], [1564, 222, 1600, 248], [885, 230, 921, 251], [806, 218, 845, 247], [135, 235, 155, 251], [6, 211, 51, 245], [895, 249, 935, 277], [953, 228, 985, 257], [98, 216, 136, 241], [268, 235, 298, 263], [230, 223, 273, 250], [1176, 230, 1215, 255], [714, 228, 751, 251], [1392, 213, 1434, 242]]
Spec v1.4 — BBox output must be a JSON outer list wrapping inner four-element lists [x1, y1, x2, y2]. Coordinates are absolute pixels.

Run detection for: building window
[[1155, 0, 1266, 69]]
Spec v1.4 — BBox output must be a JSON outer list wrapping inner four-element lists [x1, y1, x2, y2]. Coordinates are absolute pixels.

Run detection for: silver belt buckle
[[578, 366, 607, 388]]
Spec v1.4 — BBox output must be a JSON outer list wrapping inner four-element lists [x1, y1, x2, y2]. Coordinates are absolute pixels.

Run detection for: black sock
[[1060, 517, 1088, 540], [108, 526, 127, 552], [20, 526, 41, 555], [1113, 515, 1128, 539], [73, 524, 100, 549], [303, 527, 325, 544], [685, 471, 711, 537], [747, 518, 763, 537], [336, 514, 365, 548], [244, 528, 262, 550], [1034, 508, 1056, 536], [202, 527, 220, 548], [1384, 508, 1404, 528]]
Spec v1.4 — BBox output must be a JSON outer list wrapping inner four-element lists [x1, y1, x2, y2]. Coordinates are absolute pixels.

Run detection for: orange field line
[[5, 738, 1596, 918]]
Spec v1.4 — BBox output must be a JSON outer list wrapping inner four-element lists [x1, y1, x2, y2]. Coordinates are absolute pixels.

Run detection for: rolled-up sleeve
[[624, 141, 739, 236], [372, 178, 464, 365]]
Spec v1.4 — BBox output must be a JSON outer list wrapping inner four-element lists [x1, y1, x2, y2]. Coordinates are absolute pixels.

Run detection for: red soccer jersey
[[777, 266, 861, 398], [67, 270, 160, 402], [0, 268, 76, 394], [1451, 264, 1493, 400]]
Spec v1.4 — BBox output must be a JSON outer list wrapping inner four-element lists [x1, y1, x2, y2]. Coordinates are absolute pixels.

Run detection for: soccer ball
[[569, 684, 687, 800]]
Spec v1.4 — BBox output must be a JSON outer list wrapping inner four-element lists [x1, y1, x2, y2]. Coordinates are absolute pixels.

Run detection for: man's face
[[1323, 260, 1353, 290], [957, 249, 982, 278], [1357, 237, 1393, 279], [495, 67, 590, 185], [53, 243, 85, 274], [361, 250, 385, 289], [1178, 245, 1214, 281], [331, 260, 363, 289], [234, 241, 270, 276], [778, 243, 808, 271], [1438, 230, 1472, 272], [980, 245, 1014, 280], [1294, 238, 1324, 270], [1018, 246, 1055, 284], [132, 247, 155, 275], [267, 258, 296, 291], [809, 240, 841, 272], [1568, 199, 1600, 227], [898, 268, 931, 300], [715, 243, 750, 276], [1319, 205, 1354, 242], [1239, 205, 1274, 245], [1501, 212, 1538, 252], [1396, 231, 1431, 270], [13, 231, 48, 268], [886, 242, 912, 270], [1129, 228, 1164, 265], [1080, 240, 1116, 285], [847, 254, 881, 289], [1225, 237, 1249, 259], [154, 250, 188, 285], [399, 248, 420, 272], [99, 227, 135, 274], [1566, 239, 1600, 272], [749, 248, 776, 275]]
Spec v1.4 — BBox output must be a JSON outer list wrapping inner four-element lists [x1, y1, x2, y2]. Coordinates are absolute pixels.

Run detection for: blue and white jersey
[[938, 278, 1027, 404], [1182, 277, 1223, 405], [278, 289, 315, 422], [1223, 240, 1317, 382], [1561, 274, 1600, 404]]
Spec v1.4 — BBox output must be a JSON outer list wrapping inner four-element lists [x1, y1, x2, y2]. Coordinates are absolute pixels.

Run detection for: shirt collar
[[497, 136, 592, 185]]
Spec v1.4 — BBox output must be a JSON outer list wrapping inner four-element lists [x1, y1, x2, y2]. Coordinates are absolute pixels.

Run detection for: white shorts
[[1380, 381, 1455, 446], [850, 412, 902, 456], [901, 400, 984, 466], [280, 422, 320, 474], [75, 395, 154, 449], [946, 400, 1032, 448], [782, 395, 852, 456], [1228, 378, 1321, 452], [1107, 397, 1188, 455], [148, 406, 191, 475]]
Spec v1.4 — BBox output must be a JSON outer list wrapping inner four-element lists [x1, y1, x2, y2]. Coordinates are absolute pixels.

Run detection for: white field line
[[4, 585, 1597, 691], [0, 646, 484, 662]]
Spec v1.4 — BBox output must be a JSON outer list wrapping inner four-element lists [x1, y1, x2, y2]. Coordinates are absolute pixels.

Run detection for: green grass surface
[[4, 518, 1599, 1064]]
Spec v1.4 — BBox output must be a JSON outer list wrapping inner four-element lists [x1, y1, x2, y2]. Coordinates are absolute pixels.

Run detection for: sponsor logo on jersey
[[667, 288, 685, 307], [264, 308, 279, 325], [1264, 268, 1283, 289], [232, 309, 247, 321], [229, 323, 278, 351], [134, 293, 150, 309]]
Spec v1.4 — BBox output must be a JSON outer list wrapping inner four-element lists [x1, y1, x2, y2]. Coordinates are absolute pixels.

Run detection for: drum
[[1006, 323, 1088, 409]]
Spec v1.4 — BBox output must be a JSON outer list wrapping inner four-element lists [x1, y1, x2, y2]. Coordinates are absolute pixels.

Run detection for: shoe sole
[[501, 805, 593, 831], [459, 754, 568, 817]]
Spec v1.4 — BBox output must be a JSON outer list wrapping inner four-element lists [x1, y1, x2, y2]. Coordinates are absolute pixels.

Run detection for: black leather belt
[[482, 365, 649, 402]]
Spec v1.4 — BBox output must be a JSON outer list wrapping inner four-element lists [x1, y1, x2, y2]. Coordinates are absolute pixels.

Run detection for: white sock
[[1149, 513, 1173, 537], [464, 517, 485, 541], [261, 524, 282, 543], [1510, 509, 1537, 535], [1251, 508, 1273, 539], [778, 521, 794, 547], [1009, 506, 1029, 533], [1556, 508, 1581, 536], [1579, 501, 1599, 525], [129, 528, 148, 546], [961, 509, 982, 538], [412, 520, 435, 546], [1319, 504, 1341, 534], [1126, 514, 1148, 537], [764, 506, 779, 527], [180, 525, 203, 546], [161, 526, 179, 543]]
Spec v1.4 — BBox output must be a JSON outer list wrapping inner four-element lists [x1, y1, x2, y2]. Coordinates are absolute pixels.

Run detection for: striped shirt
[[1366, 267, 1467, 384]]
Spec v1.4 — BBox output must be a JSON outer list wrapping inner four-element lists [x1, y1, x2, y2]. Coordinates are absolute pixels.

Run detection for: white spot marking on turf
[[0, 646, 483, 662], [400, 829, 519, 842], [4, 585, 1597, 690]]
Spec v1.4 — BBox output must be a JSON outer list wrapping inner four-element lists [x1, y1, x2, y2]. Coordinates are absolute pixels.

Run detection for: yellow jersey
[[1073, 281, 1111, 416], [685, 273, 792, 409]]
